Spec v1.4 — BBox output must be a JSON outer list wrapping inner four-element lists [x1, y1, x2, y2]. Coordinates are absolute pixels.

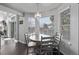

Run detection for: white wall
[[19, 17, 26, 43], [70, 4, 78, 54], [19, 13, 34, 44], [78, 4, 79, 55], [6, 18, 11, 37]]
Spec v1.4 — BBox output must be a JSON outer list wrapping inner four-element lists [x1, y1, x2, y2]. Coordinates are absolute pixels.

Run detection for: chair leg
[[27, 46, 29, 55], [58, 46, 60, 55], [52, 48, 54, 55]]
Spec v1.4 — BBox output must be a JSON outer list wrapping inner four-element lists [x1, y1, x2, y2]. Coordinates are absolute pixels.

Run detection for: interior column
[[16, 15, 19, 41], [35, 17, 40, 41]]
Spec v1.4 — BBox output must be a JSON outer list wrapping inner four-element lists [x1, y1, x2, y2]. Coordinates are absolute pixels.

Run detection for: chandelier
[[34, 3, 41, 18]]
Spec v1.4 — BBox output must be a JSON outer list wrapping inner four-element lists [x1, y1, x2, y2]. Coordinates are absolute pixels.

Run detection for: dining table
[[25, 33, 53, 42], [25, 33, 60, 42], [25, 33, 54, 46]]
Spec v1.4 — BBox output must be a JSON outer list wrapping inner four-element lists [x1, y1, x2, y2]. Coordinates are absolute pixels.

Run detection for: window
[[28, 17, 35, 34], [39, 16, 55, 36], [60, 9, 70, 40], [27, 16, 55, 37]]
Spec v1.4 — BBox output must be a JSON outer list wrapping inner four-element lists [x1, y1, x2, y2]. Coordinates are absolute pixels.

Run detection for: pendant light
[[34, 3, 41, 18]]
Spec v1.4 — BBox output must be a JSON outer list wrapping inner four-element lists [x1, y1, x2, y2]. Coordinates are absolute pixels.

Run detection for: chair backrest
[[24, 34, 37, 47], [54, 33, 62, 46], [24, 34, 30, 44], [40, 33, 62, 48], [41, 36, 55, 48]]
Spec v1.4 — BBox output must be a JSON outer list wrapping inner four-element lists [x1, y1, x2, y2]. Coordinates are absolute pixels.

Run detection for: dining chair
[[24, 34, 40, 55], [54, 33, 62, 55], [40, 36, 54, 55], [40, 34, 61, 55], [52, 33, 62, 55]]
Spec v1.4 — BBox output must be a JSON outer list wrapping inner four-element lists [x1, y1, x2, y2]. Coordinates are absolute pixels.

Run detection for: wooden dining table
[[25, 33, 57, 47], [25, 33, 53, 42]]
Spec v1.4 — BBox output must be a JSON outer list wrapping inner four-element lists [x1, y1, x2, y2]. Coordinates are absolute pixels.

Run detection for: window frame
[[60, 7, 71, 41]]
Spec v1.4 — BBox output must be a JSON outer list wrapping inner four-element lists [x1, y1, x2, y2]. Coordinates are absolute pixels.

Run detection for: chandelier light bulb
[[35, 12, 41, 18]]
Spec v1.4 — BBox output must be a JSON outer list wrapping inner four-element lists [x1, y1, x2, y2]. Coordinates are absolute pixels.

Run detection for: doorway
[[10, 21, 16, 39], [11, 22, 14, 38]]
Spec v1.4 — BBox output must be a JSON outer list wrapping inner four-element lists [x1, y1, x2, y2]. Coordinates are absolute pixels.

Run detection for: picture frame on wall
[[19, 16, 23, 24], [19, 20, 23, 24]]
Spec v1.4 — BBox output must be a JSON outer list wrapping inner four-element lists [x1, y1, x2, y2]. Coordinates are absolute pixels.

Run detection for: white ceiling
[[1, 3, 62, 13]]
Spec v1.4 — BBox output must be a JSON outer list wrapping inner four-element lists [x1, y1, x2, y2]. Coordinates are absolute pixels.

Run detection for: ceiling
[[1, 3, 62, 13]]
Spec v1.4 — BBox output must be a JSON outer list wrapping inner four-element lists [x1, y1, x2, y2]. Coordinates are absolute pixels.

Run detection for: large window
[[27, 16, 55, 37], [39, 16, 55, 36], [60, 9, 70, 40]]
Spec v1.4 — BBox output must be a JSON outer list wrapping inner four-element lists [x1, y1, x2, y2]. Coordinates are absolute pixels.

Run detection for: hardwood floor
[[0, 39, 27, 55], [0, 38, 63, 55]]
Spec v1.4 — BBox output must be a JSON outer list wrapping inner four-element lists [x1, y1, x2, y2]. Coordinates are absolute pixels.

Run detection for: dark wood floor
[[0, 39, 63, 55], [0, 39, 27, 55]]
